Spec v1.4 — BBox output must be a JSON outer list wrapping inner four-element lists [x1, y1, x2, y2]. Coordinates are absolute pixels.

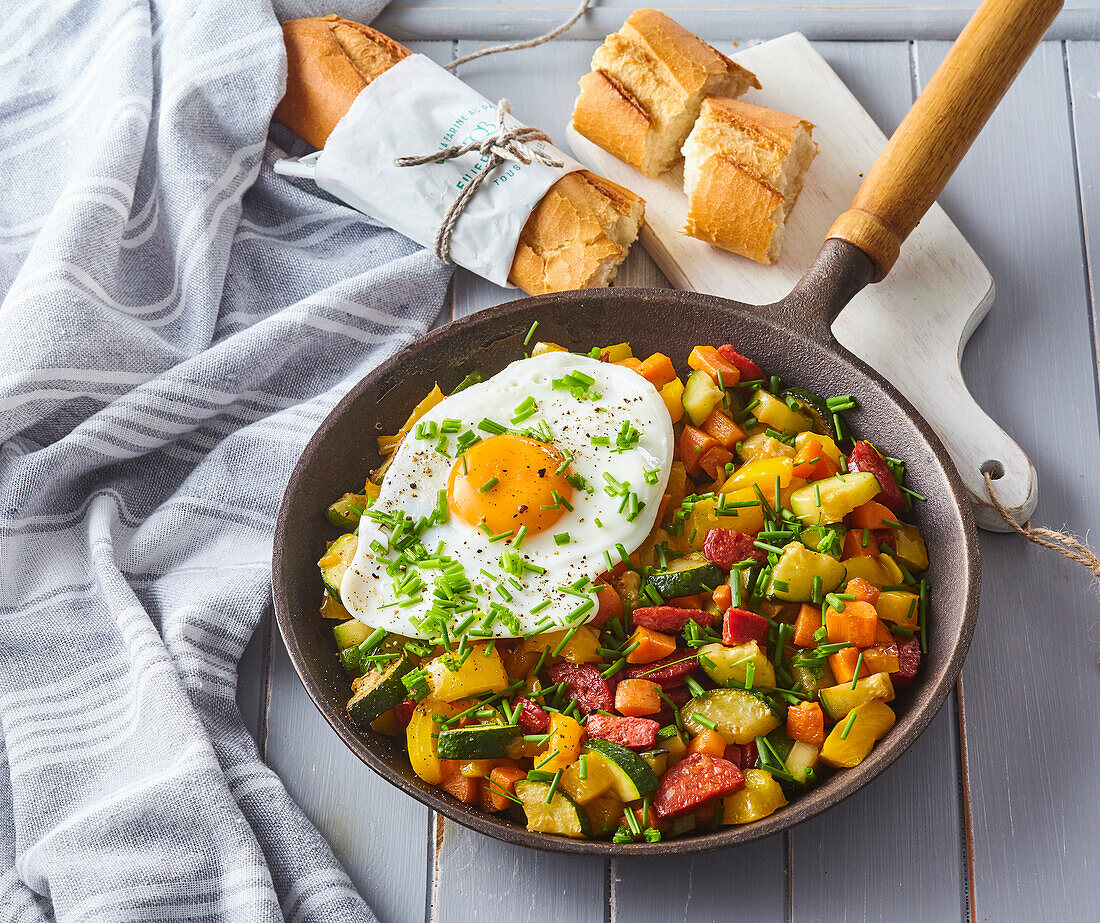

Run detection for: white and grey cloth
[[0, 0, 452, 919]]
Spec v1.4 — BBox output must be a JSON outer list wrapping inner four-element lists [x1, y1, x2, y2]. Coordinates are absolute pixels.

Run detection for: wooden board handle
[[827, 0, 1063, 279]]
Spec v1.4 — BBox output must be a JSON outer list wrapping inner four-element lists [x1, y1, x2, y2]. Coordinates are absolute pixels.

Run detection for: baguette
[[682, 97, 817, 264], [274, 15, 644, 295], [571, 9, 759, 177]]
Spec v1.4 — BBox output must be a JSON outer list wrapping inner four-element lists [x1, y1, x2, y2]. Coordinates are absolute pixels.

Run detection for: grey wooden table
[[239, 3, 1100, 920]]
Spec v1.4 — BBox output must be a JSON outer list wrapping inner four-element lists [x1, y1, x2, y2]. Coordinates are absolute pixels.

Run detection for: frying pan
[[272, 0, 1061, 854]]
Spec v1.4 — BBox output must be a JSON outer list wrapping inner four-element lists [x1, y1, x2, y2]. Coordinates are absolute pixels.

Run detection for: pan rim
[[271, 286, 980, 856]]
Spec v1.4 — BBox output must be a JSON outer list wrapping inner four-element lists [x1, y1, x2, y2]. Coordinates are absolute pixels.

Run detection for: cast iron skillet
[[271, 0, 1059, 854]]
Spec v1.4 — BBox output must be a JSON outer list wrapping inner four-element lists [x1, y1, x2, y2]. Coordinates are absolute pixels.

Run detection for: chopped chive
[[544, 768, 563, 803], [554, 532, 570, 546], [524, 320, 539, 346], [579, 754, 588, 780], [851, 652, 864, 688], [479, 476, 499, 493], [691, 712, 718, 731], [840, 711, 857, 739]]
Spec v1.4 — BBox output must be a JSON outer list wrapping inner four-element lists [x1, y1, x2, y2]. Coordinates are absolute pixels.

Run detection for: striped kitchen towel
[[0, 0, 451, 920]]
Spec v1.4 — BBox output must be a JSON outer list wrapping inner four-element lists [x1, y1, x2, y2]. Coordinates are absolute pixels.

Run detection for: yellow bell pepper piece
[[752, 390, 813, 433], [842, 554, 905, 588], [560, 756, 615, 805], [720, 457, 794, 495], [585, 790, 624, 837], [406, 700, 462, 785], [660, 377, 685, 424], [377, 384, 444, 455], [370, 709, 398, 736], [723, 769, 788, 824], [820, 699, 896, 768], [876, 590, 921, 631], [512, 626, 602, 666], [895, 524, 929, 572], [542, 712, 583, 772], [739, 432, 796, 462], [598, 342, 633, 362], [531, 341, 567, 356], [424, 643, 510, 703], [794, 431, 844, 466]]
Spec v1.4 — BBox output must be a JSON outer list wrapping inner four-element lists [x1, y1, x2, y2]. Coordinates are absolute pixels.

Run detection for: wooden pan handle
[[827, 0, 1063, 280]]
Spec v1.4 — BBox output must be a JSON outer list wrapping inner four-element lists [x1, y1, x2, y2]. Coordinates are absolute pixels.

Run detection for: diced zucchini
[[781, 388, 832, 433], [582, 739, 659, 801], [656, 725, 689, 763], [318, 533, 357, 602], [799, 524, 846, 558], [764, 727, 796, 764], [639, 748, 670, 776], [789, 472, 881, 526], [895, 524, 929, 572], [751, 389, 812, 434], [784, 741, 821, 786], [819, 700, 895, 768], [668, 814, 698, 838], [647, 553, 723, 599], [560, 756, 616, 805], [682, 689, 780, 745], [424, 643, 510, 702], [766, 542, 846, 602], [819, 672, 896, 722], [698, 642, 776, 689], [347, 655, 414, 726], [515, 781, 593, 838], [333, 619, 371, 651], [876, 590, 921, 631], [326, 492, 368, 529], [722, 768, 787, 824], [790, 662, 835, 697], [683, 369, 724, 426], [436, 724, 521, 759]]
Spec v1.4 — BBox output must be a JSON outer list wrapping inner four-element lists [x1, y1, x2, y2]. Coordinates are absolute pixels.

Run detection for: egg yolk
[[448, 435, 574, 536]]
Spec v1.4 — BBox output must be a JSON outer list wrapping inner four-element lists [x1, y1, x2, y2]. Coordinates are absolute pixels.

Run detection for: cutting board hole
[[981, 459, 1005, 480]]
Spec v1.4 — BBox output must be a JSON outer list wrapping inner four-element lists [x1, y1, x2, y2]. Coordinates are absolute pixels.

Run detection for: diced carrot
[[698, 445, 734, 481], [614, 678, 663, 717], [668, 594, 703, 610], [850, 500, 898, 531], [845, 577, 881, 606], [640, 353, 677, 390], [482, 766, 528, 812], [792, 436, 840, 481], [688, 345, 741, 386], [828, 646, 871, 684], [440, 762, 481, 804], [614, 357, 645, 374], [679, 426, 719, 476], [701, 408, 748, 449], [792, 603, 823, 648], [863, 644, 901, 674], [591, 580, 623, 629], [688, 728, 727, 757], [625, 626, 678, 664], [712, 584, 733, 611], [874, 619, 894, 647], [786, 701, 825, 745], [842, 528, 878, 559], [825, 600, 879, 648]]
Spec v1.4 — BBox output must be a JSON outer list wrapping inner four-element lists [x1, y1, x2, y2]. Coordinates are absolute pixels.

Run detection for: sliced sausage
[[585, 714, 660, 749], [704, 528, 766, 569], [632, 605, 711, 633], [547, 662, 615, 714], [847, 441, 905, 513], [513, 696, 550, 734], [653, 753, 745, 818], [892, 636, 921, 687], [623, 649, 698, 687]]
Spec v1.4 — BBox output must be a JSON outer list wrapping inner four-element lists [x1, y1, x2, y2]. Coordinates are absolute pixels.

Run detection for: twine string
[[443, 0, 592, 71], [983, 471, 1100, 592], [394, 99, 562, 263]]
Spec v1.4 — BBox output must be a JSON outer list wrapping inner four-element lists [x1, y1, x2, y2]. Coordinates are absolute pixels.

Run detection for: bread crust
[[572, 8, 759, 176], [274, 16, 644, 294], [684, 155, 785, 263]]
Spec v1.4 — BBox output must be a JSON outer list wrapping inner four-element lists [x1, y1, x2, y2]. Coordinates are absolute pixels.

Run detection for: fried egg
[[341, 351, 674, 639]]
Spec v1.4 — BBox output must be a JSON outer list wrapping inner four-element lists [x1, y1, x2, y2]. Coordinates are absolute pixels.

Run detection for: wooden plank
[[428, 40, 610, 923], [260, 40, 454, 923], [914, 39, 1100, 920], [236, 608, 270, 748], [784, 41, 967, 923], [375, 1, 1100, 43], [1067, 41, 1100, 373]]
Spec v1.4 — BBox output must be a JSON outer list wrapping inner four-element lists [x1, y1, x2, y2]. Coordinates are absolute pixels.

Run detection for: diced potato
[[820, 699, 896, 768], [682, 689, 780, 744], [720, 457, 794, 495], [768, 542, 847, 602], [818, 672, 896, 722], [842, 554, 905, 588], [790, 472, 881, 526], [739, 432, 796, 462], [425, 644, 510, 702], [698, 641, 776, 689], [895, 524, 929, 572], [876, 590, 921, 631], [723, 769, 788, 823], [660, 729, 689, 763], [560, 756, 615, 805], [784, 741, 821, 785]]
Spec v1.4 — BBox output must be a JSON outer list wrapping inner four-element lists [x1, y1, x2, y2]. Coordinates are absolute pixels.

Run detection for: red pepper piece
[[653, 753, 745, 818], [722, 740, 759, 771], [847, 441, 905, 513], [722, 607, 770, 645], [717, 344, 766, 383]]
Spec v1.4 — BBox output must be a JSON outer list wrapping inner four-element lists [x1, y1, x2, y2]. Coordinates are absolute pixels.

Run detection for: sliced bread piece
[[572, 9, 759, 177], [682, 96, 817, 264]]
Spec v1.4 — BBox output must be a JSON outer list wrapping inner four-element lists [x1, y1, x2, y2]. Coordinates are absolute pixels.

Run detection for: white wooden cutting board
[[566, 32, 1036, 531]]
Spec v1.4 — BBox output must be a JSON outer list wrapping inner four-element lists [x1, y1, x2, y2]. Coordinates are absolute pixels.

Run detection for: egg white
[[340, 352, 675, 639]]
